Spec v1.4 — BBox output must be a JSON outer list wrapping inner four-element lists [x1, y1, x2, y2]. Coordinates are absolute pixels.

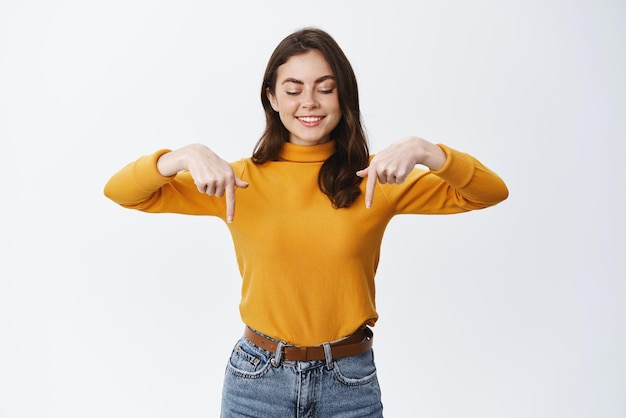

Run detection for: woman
[[104, 27, 508, 417]]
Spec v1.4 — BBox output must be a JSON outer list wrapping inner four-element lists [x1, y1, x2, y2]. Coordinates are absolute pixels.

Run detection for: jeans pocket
[[332, 349, 378, 386], [226, 337, 271, 379]]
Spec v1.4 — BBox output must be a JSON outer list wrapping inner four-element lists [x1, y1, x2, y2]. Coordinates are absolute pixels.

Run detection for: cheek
[[325, 96, 341, 113], [276, 97, 298, 114], [328, 99, 342, 120]]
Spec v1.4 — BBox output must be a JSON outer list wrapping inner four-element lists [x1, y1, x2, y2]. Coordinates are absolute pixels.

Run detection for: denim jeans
[[220, 333, 383, 417]]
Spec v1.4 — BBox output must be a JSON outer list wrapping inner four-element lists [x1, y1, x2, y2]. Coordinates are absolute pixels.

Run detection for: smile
[[298, 116, 324, 122], [297, 116, 325, 126]]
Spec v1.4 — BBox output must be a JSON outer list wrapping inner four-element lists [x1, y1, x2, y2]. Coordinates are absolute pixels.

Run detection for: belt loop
[[271, 341, 285, 367], [323, 342, 334, 370]]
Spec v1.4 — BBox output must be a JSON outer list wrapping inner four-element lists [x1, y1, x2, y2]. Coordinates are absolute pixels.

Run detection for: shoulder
[[231, 158, 255, 178]]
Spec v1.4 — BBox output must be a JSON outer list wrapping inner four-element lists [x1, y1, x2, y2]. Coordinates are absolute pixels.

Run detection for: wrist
[[412, 137, 446, 170], [157, 148, 189, 176]]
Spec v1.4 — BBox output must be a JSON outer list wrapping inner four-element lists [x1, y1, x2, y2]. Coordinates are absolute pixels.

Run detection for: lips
[[297, 115, 325, 127]]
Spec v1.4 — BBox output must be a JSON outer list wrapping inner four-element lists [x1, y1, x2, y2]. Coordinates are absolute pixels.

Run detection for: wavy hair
[[252, 28, 369, 208]]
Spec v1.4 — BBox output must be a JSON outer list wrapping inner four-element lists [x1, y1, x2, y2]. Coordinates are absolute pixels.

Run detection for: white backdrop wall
[[1, 1, 624, 417]]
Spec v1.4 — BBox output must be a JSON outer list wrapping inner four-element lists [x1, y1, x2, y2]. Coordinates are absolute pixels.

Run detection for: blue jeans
[[220, 333, 383, 417]]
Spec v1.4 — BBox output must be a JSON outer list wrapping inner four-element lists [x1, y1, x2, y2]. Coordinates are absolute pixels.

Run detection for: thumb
[[356, 167, 369, 178], [235, 177, 249, 188]]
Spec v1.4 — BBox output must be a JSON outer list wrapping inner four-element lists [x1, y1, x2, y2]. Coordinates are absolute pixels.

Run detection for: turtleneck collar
[[278, 140, 336, 163]]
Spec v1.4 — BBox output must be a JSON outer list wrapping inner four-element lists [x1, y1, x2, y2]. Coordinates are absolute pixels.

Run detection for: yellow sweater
[[104, 141, 508, 345]]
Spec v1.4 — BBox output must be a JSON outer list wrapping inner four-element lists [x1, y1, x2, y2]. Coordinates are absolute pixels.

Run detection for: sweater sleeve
[[379, 144, 509, 215], [103, 149, 227, 216]]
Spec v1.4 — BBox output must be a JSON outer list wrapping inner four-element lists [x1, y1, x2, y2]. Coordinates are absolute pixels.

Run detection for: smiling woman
[[254, 29, 370, 210], [103, 27, 508, 417], [267, 50, 342, 146]]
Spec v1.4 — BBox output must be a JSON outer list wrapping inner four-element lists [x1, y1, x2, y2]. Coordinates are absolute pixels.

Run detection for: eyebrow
[[281, 75, 335, 85]]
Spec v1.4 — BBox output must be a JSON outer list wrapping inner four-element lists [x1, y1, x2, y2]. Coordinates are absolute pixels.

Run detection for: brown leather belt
[[243, 326, 373, 362]]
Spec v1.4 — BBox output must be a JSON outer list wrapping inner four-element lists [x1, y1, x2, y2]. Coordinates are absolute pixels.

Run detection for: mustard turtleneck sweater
[[104, 141, 508, 346]]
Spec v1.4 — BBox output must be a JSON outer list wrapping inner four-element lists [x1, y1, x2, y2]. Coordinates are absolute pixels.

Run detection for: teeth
[[299, 116, 322, 123]]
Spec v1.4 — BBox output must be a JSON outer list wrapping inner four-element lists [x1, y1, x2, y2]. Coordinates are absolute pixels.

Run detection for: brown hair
[[252, 28, 369, 208]]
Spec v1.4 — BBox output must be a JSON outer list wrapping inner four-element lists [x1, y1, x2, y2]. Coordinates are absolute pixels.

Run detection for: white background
[[1, 0, 625, 417]]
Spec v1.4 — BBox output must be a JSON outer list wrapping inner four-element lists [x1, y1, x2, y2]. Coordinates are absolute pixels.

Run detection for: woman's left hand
[[356, 136, 447, 208]]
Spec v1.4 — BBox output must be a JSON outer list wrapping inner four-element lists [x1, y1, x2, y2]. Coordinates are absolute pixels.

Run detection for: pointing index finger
[[365, 166, 378, 208], [225, 180, 236, 223]]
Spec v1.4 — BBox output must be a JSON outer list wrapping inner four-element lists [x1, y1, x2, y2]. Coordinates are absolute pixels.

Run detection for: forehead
[[276, 50, 334, 81]]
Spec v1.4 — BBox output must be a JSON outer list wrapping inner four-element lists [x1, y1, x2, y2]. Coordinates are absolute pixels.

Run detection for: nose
[[301, 89, 319, 109]]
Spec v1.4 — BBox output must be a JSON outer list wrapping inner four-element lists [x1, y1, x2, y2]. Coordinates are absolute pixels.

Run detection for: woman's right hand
[[157, 144, 248, 223]]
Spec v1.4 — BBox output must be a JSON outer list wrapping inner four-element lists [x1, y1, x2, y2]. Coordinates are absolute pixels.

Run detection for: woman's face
[[267, 50, 342, 146]]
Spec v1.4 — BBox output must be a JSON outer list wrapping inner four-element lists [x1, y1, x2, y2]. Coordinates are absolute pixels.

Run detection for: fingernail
[[227, 216, 233, 223]]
